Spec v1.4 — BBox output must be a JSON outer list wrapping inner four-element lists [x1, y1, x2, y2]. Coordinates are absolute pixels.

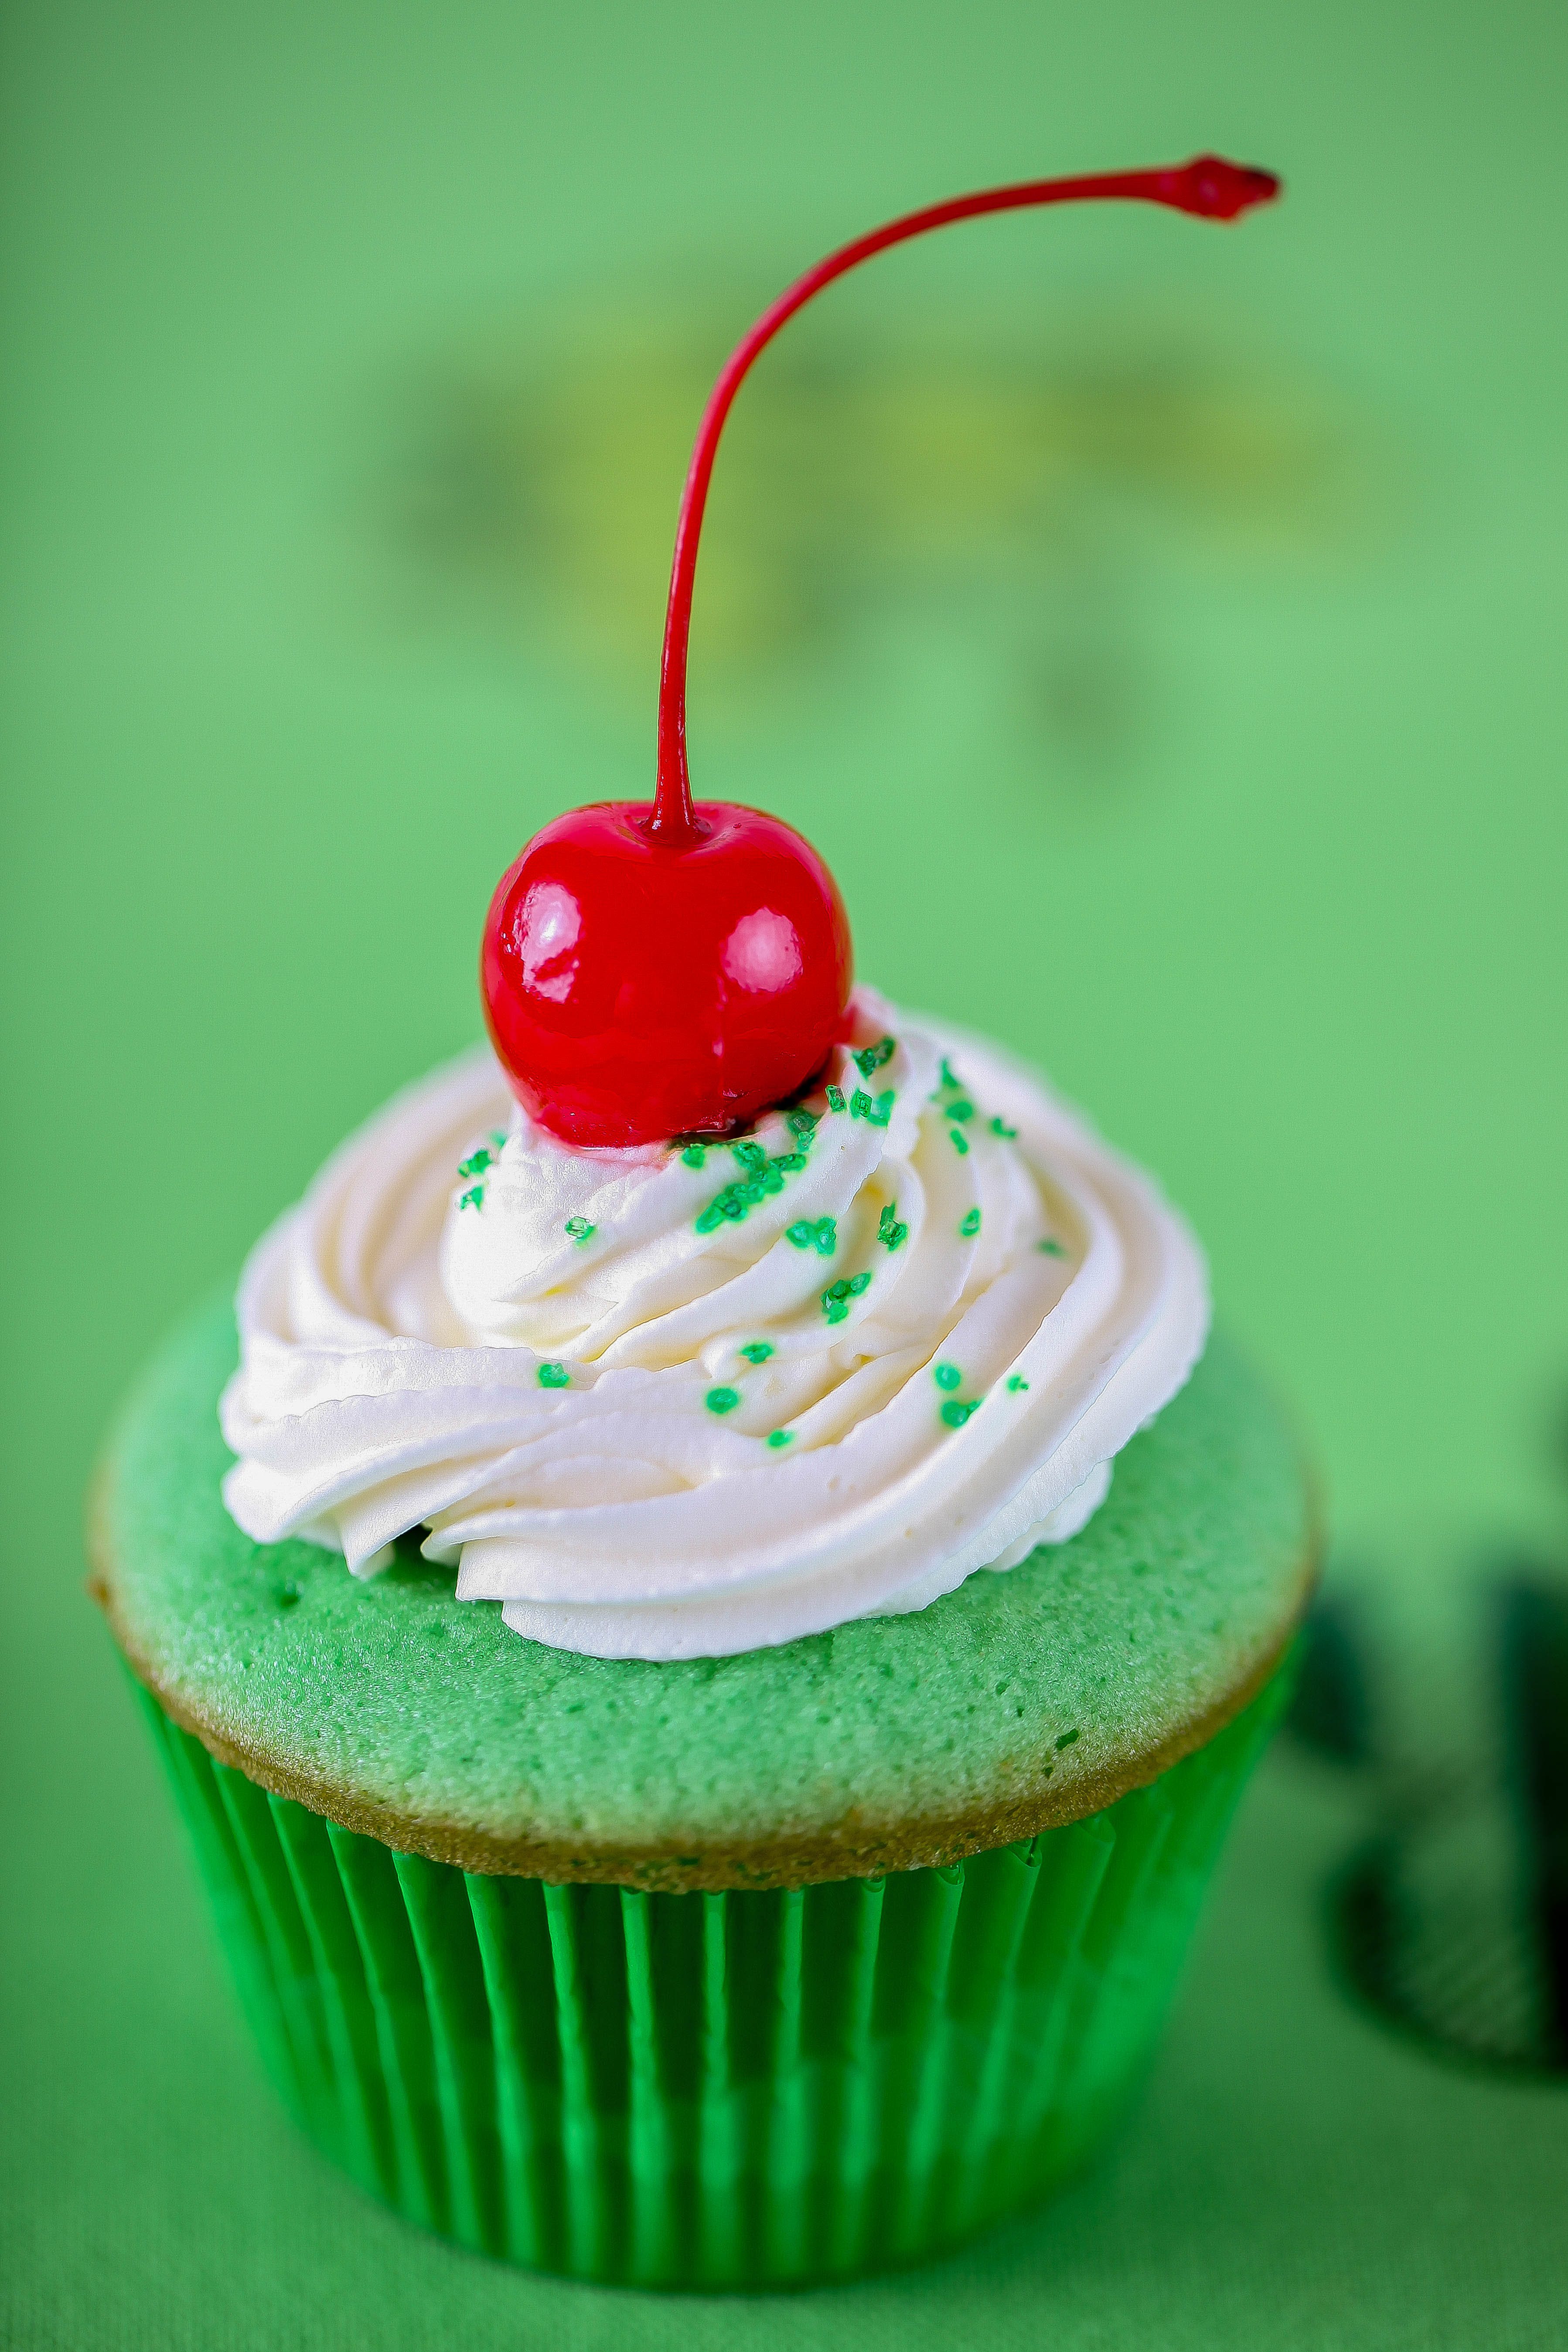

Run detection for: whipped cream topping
[[221, 992, 1208, 1659]]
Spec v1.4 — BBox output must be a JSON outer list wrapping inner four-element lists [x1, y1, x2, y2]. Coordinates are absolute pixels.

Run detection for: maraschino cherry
[[482, 154, 1280, 1148]]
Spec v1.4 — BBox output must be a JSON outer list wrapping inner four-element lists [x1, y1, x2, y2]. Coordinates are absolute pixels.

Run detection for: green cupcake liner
[[132, 1664, 1289, 2289]]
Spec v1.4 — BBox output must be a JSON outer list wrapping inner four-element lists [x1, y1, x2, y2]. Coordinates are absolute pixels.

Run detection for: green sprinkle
[[949, 1129, 970, 1156], [822, 1269, 873, 1319], [696, 1164, 787, 1233], [877, 1202, 908, 1251], [457, 1147, 494, 1180], [1054, 1728, 1080, 1750], [537, 1362, 569, 1389], [941, 1397, 980, 1428], [738, 1341, 774, 1365], [786, 1216, 837, 1256], [731, 1139, 767, 1173], [990, 1116, 1018, 1139], [939, 1057, 960, 1091], [488, 1130, 508, 1150], [458, 1185, 485, 1212], [770, 1151, 806, 1173], [868, 1089, 895, 1128], [706, 1386, 741, 1415], [826, 1085, 846, 1112], [852, 1036, 896, 1077], [959, 1207, 981, 1238], [1038, 1237, 1066, 1256], [822, 1265, 871, 1323], [681, 1144, 707, 1169], [787, 1109, 819, 1139], [767, 1428, 794, 1449], [563, 1216, 595, 1244], [948, 1099, 974, 1123], [933, 1363, 963, 1392], [850, 1088, 874, 1119], [1007, 1374, 1029, 1392]]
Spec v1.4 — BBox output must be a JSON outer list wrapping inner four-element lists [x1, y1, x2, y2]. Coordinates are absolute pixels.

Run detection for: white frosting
[[221, 992, 1208, 1659]]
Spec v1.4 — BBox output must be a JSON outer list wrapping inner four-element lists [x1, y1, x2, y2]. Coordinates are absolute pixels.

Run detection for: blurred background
[[3, 3, 1566, 2346]]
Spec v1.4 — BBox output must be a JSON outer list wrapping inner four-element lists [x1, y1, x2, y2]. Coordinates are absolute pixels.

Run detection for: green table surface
[[3, 0, 1566, 2343]]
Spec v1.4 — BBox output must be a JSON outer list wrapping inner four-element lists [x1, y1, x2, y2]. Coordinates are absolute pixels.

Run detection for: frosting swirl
[[220, 992, 1208, 1658]]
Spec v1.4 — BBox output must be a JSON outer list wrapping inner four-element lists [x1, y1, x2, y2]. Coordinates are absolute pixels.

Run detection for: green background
[[3, 2, 1565, 2344]]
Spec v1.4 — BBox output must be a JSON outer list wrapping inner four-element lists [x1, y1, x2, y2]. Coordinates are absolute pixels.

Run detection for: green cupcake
[[91, 157, 1304, 2290], [91, 1003, 1312, 2288]]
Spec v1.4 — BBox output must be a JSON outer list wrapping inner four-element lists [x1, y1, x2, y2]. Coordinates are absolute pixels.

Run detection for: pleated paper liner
[[133, 1664, 1289, 2290]]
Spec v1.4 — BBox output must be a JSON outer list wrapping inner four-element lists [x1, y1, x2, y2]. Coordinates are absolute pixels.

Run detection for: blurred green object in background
[[2, 1, 1566, 2344]]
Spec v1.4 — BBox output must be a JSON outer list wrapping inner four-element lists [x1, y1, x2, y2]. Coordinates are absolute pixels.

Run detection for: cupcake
[[90, 155, 1310, 2291]]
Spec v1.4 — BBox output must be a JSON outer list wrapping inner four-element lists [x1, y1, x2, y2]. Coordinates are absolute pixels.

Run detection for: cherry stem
[[648, 153, 1280, 842]]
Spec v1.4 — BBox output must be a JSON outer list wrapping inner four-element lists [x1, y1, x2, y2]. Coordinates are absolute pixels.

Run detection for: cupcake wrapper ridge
[[132, 1664, 1289, 2290]]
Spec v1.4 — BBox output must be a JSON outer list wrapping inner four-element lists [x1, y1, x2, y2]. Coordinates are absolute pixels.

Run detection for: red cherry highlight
[[483, 154, 1280, 1147]]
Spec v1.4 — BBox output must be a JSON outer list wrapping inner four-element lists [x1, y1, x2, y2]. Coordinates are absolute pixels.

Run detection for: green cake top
[[92, 1297, 1314, 1890]]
